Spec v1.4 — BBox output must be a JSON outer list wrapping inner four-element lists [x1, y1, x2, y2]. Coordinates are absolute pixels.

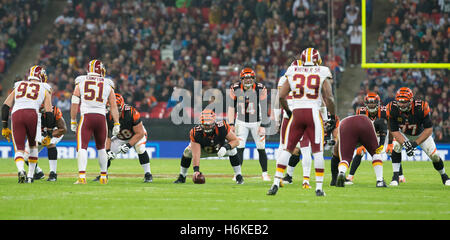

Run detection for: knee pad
[[228, 148, 237, 156], [430, 150, 441, 162], [134, 143, 146, 155], [393, 141, 403, 153], [183, 146, 192, 158]]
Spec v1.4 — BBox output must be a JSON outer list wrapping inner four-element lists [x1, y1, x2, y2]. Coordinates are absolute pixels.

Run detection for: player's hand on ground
[[1, 128, 11, 142], [112, 122, 120, 136], [118, 143, 132, 154], [217, 146, 227, 157], [70, 120, 77, 132]]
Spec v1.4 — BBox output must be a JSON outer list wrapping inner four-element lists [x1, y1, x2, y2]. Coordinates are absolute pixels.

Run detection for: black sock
[[107, 159, 111, 169], [138, 151, 150, 165], [399, 164, 404, 176], [48, 147, 57, 160], [349, 155, 362, 175], [181, 155, 192, 168], [432, 158, 444, 172], [237, 148, 244, 166], [288, 154, 300, 168], [330, 155, 339, 184], [229, 154, 240, 167], [257, 149, 268, 172]]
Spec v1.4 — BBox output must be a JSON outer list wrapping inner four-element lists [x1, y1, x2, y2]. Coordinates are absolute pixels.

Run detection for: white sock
[[372, 157, 384, 181], [313, 152, 324, 190], [392, 163, 401, 172], [274, 150, 291, 186], [338, 161, 349, 173], [233, 165, 242, 175], [49, 160, 57, 173], [180, 167, 188, 177], [77, 149, 88, 178], [15, 152, 25, 172], [301, 147, 312, 179], [141, 163, 151, 174], [28, 148, 39, 178], [98, 149, 108, 173], [35, 165, 43, 173], [286, 165, 295, 177]]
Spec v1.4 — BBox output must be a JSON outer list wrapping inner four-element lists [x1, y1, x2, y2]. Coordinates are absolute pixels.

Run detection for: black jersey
[[189, 120, 231, 154], [387, 99, 432, 136], [229, 82, 268, 123], [107, 104, 142, 140]]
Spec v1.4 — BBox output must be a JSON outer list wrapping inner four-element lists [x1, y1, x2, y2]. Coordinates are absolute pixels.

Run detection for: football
[[193, 172, 206, 184]]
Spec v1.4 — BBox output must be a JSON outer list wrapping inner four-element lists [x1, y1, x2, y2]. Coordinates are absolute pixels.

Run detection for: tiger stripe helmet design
[[115, 93, 125, 111], [395, 87, 414, 112], [28, 65, 48, 82], [240, 67, 256, 89], [87, 59, 106, 77], [364, 92, 381, 113], [300, 48, 322, 66], [199, 109, 216, 133]]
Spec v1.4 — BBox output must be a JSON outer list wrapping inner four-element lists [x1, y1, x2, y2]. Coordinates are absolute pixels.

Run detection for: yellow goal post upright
[[360, 0, 449, 69]]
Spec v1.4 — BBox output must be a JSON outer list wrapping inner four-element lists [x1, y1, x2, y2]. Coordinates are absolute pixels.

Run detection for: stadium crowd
[[0, 0, 47, 95], [17, 0, 358, 117], [352, 0, 449, 142]]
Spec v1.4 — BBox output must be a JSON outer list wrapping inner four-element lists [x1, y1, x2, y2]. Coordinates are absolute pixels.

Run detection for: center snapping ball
[[193, 172, 206, 184]]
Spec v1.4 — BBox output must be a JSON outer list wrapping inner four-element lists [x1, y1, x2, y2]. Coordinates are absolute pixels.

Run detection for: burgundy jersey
[[387, 99, 432, 136], [107, 104, 141, 140], [229, 82, 268, 123], [190, 120, 231, 154]]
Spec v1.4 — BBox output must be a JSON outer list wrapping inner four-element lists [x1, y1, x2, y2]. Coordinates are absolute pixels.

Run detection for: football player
[[24, 104, 66, 181], [70, 59, 120, 184], [228, 67, 271, 181], [270, 47, 336, 197], [2, 65, 55, 183], [344, 92, 396, 185], [387, 87, 449, 186], [92, 93, 153, 183], [174, 109, 242, 184], [331, 114, 388, 187]]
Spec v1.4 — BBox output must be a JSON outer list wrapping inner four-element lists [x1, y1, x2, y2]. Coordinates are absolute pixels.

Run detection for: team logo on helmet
[[395, 87, 414, 112], [115, 93, 125, 111], [364, 92, 380, 114], [199, 109, 216, 134], [240, 68, 256, 89], [300, 48, 322, 66], [87, 59, 106, 77], [28, 65, 48, 82]]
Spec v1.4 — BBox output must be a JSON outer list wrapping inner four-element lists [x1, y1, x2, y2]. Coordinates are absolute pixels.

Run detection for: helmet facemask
[[241, 75, 255, 89]]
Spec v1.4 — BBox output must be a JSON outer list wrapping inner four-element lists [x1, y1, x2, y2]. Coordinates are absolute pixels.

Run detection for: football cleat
[[26, 177, 34, 183], [302, 180, 311, 189], [315, 189, 326, 197], [173, 174, 186, 184], [99, 177, 108, 184], [262, 172, 271, 181], [336, 172, 346, 187], [18, 171, 27, 183], [74, 178, 87, 184], [282, 174, 293, 184], [144, 172, 153, 183], [267, 185, 279, 195], [47, 171, 57, 182], [235, 174, 244, 184], [389, 180, 399, 186], [92, 175, 100, 182], [33, 171, 45, 180], [376, 179, 387, 187], [330, 178, 336, 186], [441, 173, 449, 185], [344, 177, 354, 185], [390, 172, 400, 186], [399, 175, 406, 183]]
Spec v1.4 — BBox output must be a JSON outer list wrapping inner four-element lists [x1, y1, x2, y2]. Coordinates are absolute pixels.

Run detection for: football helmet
[[240, 68, 256, 89], [300, 48, 322, 66], [115, 93, 125, 111], [364, 92, 380, 114], [87, 59, 106, 77], [395, 87, 413, 112], [28, 65, 48, 82], [199, 109, 216, 134]]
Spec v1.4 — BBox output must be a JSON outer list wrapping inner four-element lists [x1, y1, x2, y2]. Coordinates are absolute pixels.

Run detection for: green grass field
[[0, 158, 448, 220]]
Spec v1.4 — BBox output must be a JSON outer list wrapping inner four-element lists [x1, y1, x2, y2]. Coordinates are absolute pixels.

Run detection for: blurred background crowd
[[0, 0, 448, 141]]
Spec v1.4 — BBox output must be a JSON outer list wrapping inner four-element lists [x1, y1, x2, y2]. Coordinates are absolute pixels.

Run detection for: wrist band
[[193, 166, 200, 172]]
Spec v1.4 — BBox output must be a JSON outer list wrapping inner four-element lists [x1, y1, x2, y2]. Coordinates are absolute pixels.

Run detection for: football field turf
[[0, 158, 448, 220]]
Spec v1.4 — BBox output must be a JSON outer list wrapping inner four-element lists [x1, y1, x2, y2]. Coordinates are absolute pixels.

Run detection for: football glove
[[1, 128, 11, 142], [118, 143, 132, 154], [41, 136, 51, 146], [375, 145, 384, 155], [70, 120, 77, 132], [112, 122, 121, 136], [403, 140, 416, 157], [386, 143, 394, 155], [106, 150, 116, 161], [356, 146, 367, 156], [217, 147, 227, 157]]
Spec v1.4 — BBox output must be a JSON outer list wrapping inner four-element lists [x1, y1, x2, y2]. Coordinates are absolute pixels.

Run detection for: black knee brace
[[288, 154, 300, 168], [180, 155, 192, 168], [229, 154, 240, 167]]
